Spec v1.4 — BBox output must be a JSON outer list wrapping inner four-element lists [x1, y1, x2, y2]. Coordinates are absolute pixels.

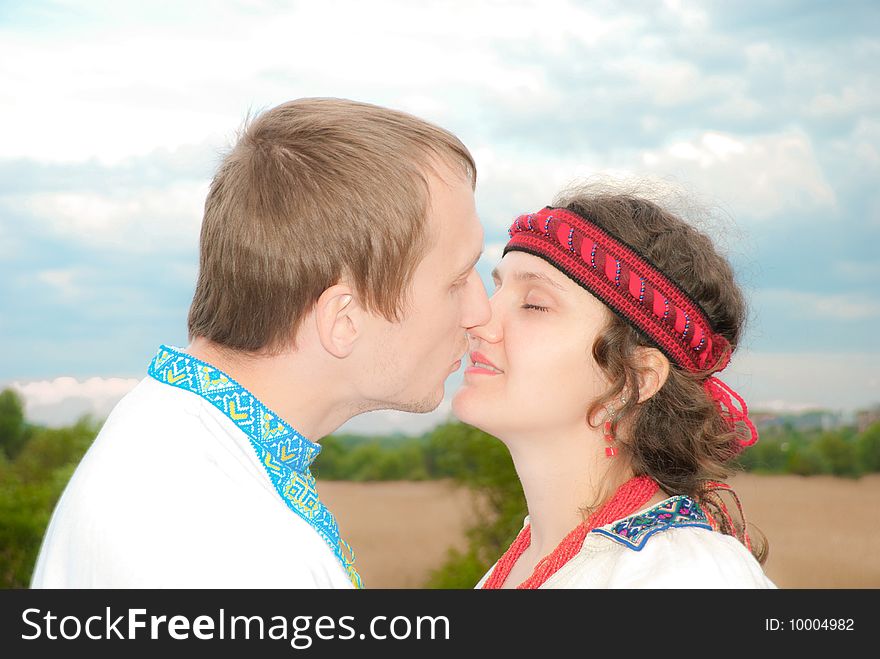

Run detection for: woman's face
[[452, 251, 613, 438]]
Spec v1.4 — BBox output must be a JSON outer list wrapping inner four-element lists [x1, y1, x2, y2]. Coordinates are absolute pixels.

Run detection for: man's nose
[[462, 268, 491, 329], [466, 286, 502, 343]]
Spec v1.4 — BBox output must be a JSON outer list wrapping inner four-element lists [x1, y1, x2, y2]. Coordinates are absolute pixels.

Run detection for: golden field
[[318, 473, 880, 588]]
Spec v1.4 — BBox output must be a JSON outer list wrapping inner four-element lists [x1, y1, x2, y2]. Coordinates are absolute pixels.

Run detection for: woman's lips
[[466, 351, 503, 375]]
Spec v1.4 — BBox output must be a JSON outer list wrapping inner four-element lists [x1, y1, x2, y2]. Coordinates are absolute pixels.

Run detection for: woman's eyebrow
[[491, 268, 565, 290]]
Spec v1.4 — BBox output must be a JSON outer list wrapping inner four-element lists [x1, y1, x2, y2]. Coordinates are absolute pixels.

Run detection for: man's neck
[[185, 337, 354, 441]]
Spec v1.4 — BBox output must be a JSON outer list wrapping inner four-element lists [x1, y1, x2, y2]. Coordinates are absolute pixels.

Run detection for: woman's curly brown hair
[[556, 183, 768, 563]]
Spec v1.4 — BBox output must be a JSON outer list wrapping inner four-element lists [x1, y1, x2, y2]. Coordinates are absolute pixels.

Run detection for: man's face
[[360, 163, 490, 413]]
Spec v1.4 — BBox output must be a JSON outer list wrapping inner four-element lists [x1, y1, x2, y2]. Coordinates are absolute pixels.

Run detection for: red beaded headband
[[504, 206, 758, 450]]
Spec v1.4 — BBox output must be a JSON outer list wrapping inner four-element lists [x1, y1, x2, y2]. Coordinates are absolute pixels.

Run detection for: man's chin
[[387, 386, 445, 415], [395, 396, 443, 415]]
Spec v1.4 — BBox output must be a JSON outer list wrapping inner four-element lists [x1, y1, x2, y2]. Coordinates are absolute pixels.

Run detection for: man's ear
[[633, 347, 670, 403], [314, 284, 359, 358]]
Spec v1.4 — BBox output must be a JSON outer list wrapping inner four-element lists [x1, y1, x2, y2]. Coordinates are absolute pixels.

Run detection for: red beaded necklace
[[481, 475, 660, 589]]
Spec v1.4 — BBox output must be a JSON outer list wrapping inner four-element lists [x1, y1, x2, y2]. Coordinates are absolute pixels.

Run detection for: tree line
[[0, 389, 101, 588]]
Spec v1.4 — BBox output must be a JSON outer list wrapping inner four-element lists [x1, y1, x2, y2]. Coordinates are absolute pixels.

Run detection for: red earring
[[603, 397, 627, 458], [603, 404, 617, 458]]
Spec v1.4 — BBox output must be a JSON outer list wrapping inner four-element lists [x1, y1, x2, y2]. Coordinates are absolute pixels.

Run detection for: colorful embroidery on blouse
[[147, 344, 363, 588], [591, 495, 711, 551]]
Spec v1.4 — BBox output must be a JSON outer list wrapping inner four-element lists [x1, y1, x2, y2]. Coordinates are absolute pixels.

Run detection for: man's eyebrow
[[457, 250, 483, 278], [491, 268, 566, 291]]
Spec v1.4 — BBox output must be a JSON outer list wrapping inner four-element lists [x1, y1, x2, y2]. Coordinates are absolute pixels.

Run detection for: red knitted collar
[[481, 476, 659, 589]]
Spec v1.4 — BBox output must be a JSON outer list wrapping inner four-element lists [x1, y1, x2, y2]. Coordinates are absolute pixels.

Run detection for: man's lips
[[467, 351, 503, 375]]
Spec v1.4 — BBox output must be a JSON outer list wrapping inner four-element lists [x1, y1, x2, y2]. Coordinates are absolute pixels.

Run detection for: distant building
[[751, 411, 783, 430], [857, 404, 880, 434], [751, 409, 854, 432]]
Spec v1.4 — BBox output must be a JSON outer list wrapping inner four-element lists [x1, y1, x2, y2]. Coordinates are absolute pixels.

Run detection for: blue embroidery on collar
[[147, 344, 363, 588], [591, 495, 711, 551]]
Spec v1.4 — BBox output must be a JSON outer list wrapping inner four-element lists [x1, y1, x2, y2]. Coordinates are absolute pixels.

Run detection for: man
[[31, 98, 490, 588]]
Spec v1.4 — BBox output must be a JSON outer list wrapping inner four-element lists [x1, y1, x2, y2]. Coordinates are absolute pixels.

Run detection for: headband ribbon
[[504, 206, 758, 451]]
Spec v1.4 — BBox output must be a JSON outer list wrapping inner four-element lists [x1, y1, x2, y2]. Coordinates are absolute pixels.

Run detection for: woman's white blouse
[[476, 496, 777, 589]]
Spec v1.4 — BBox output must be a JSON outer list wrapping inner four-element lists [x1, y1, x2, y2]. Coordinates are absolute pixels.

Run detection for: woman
[[452, 186, 776, 588]]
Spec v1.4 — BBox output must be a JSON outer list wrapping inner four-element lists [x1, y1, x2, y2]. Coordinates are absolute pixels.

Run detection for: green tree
[[0, 470, 62, 587], [424, 422, 526, 588], [13, 416, 100, 483], [311, 435, 347, 480], [785, 445, 824, 476], [856, 422, 880, 473], [736, 436, 789, 473], [0, 415, 101, 587], [343, 443, 388, 481], [0, 388, 28, 460], [814, 430, 858, 477]]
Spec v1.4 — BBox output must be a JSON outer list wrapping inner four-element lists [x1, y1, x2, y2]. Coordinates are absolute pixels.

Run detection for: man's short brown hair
[[187, 97, 476, 352]]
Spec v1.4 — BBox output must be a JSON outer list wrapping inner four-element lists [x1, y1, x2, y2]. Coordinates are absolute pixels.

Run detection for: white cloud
[[476, 129, 838, 236], [753, 289, 880, 321], [724, 350, 880, 412], [745, 42, 782, 67], [610, 58, 712, 107], [663, 0, 709, 30], [481, 242, 506, 267], [6, 181, 207, 250], [668, 132, 746, 164], [639, 130, 837, 219], [848, 118, 880, 171], [0, 220, 20, 260], [807, 84, 879, 119], [11, 376, 141, 426], [473, 145, 607, 231], [0, 28, 247, 163], [35, 268, 82, 300], [834, 260, 880, 281], [0, 0, 628, 164]]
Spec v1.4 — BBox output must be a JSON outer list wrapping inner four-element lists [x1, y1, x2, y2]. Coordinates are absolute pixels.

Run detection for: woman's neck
[[503, 424, 621, 560]]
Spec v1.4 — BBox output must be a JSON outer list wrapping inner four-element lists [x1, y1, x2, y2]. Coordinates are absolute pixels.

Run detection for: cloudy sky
[[1, 0, 878, 433]]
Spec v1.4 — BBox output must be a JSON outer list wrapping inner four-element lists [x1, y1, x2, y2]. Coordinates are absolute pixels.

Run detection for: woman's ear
[[314, 284, 359, 358], [633, 347, 670, 403]]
